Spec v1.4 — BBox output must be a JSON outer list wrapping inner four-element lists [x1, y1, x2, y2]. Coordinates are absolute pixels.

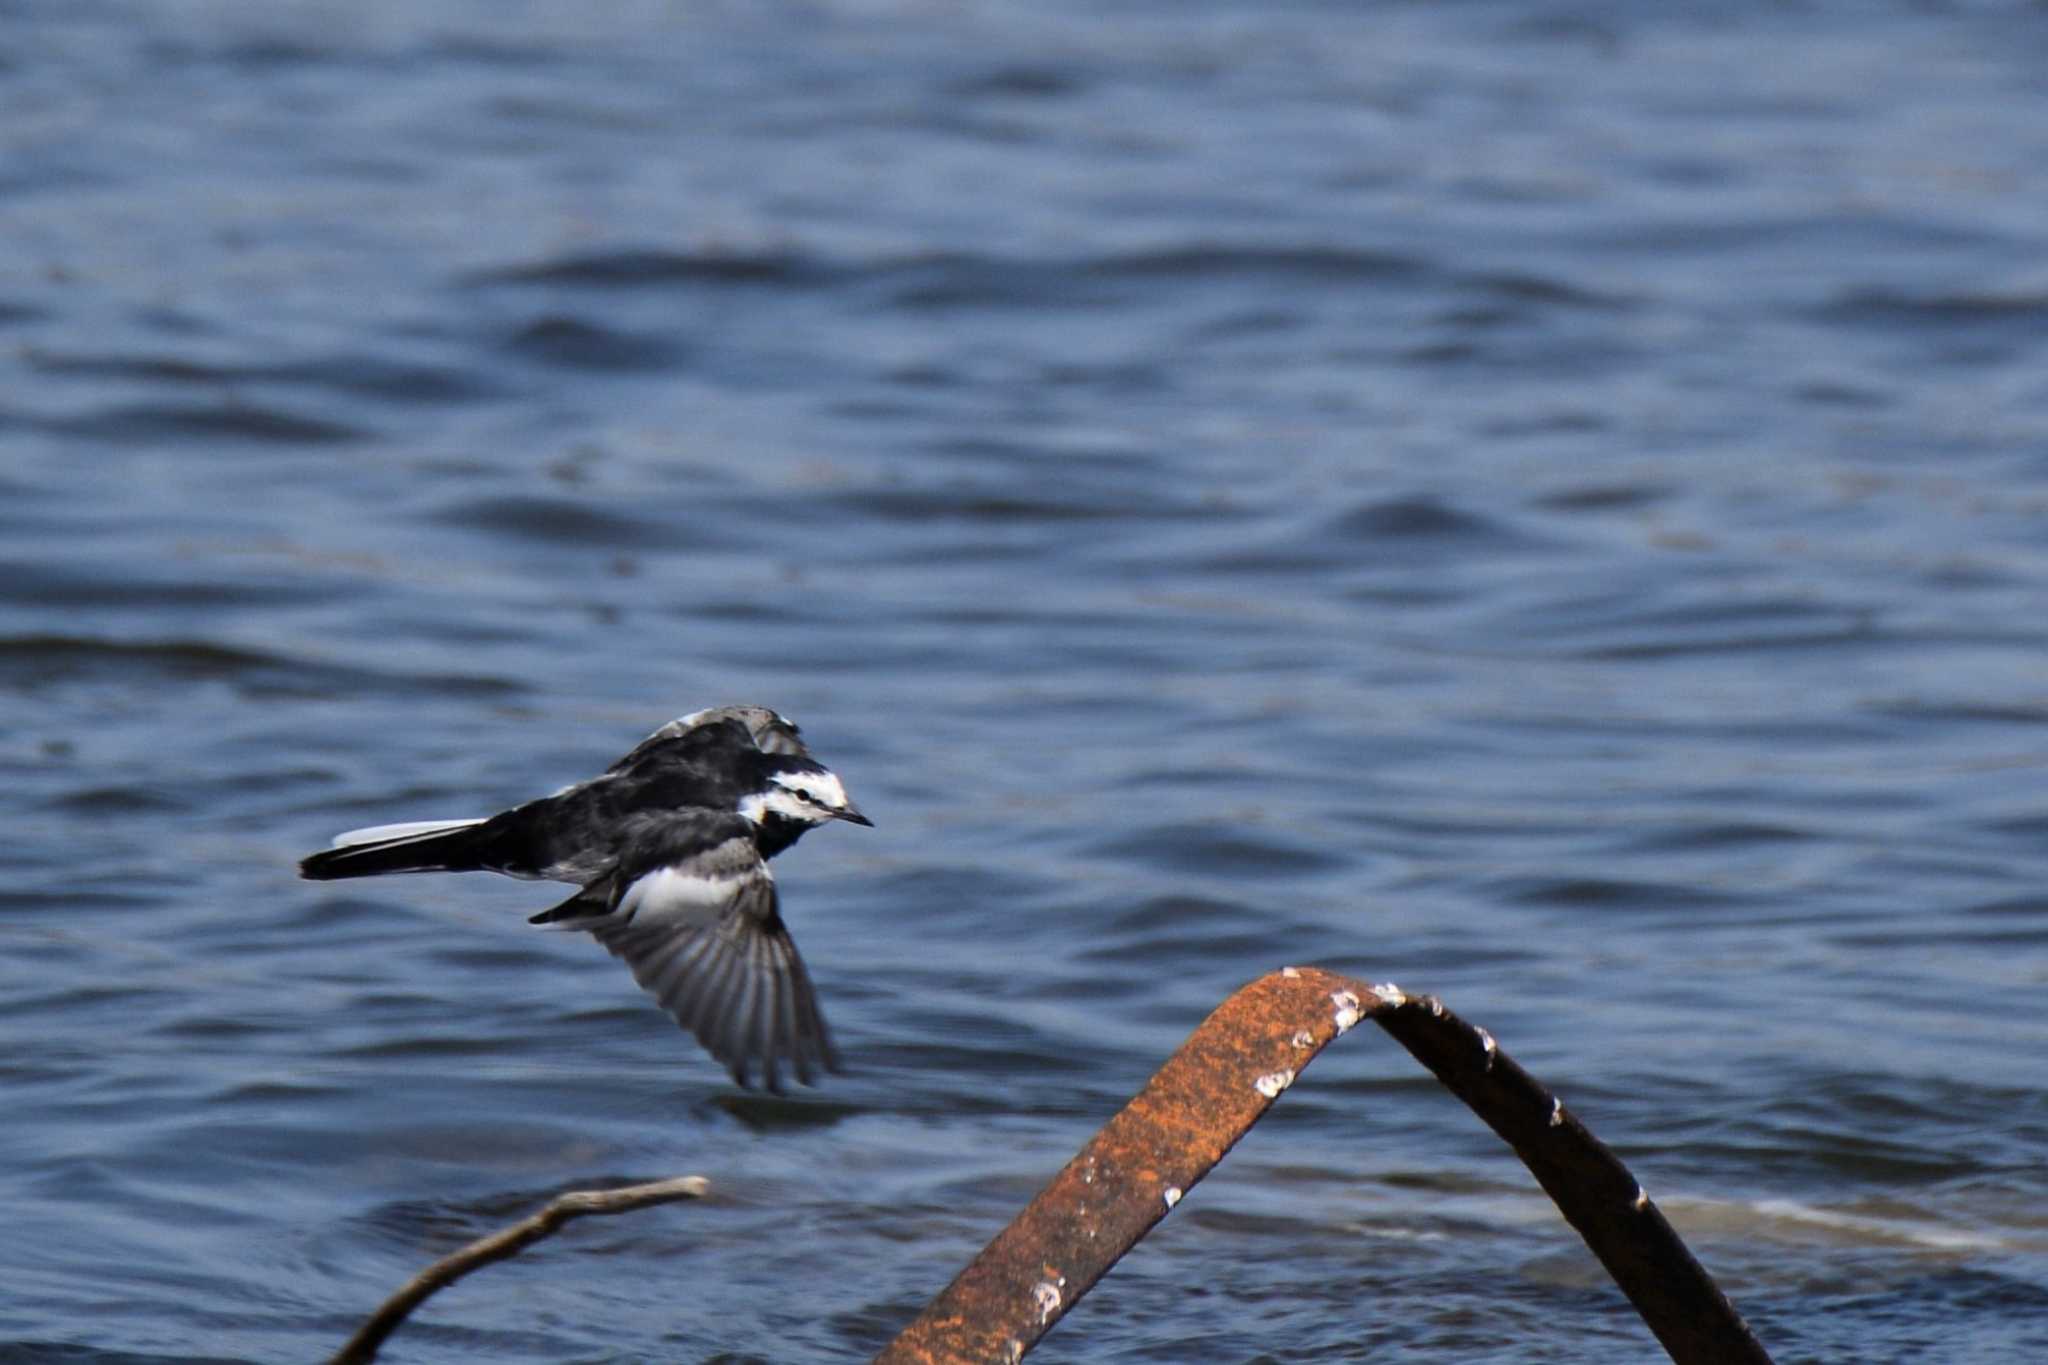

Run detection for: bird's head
[[739, 761, 872, 832]]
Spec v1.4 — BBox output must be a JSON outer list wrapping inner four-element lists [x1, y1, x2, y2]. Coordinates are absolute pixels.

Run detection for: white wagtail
[[299, 706, 870, 1091]]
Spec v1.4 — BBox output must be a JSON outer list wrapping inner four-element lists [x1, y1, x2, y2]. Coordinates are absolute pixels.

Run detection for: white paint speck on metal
[[1291, 1029, 1315, 1049], [1369, 981, 1407, 1006], [1329, 989, 1362, 1034], [1253, 1068, 1296, 1098], [1476, 1027, 1497, 1068], [1163, 1186, 1182, 1209], [1031, 1279, 1062, 1324], [1549, 1098, 1564, 1127], [1632, 1186, 1650, 1212], [1281, 965, 1302, 978], [1003, 1339, 1025, 1364]]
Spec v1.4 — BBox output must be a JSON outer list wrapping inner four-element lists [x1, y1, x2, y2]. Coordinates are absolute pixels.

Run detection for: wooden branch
[[876, 967, 1771, 1365], [331, 1175, 709, 1365]]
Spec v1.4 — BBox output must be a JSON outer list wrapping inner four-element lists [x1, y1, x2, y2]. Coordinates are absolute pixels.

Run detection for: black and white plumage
[[299, 707, 869, 1091]]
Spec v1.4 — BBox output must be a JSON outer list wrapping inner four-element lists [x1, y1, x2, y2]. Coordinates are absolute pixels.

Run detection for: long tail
[[299, 818, 494, 880]]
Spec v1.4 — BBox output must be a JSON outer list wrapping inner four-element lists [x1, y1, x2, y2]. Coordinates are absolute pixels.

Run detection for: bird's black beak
[[836, 804, 874, 827]]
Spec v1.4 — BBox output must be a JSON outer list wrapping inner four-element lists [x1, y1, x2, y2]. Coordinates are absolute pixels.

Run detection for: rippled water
[[5, 2, 2048, 1361]]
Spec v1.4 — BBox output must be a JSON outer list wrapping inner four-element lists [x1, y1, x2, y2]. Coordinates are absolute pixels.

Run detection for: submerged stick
[[876, 968, 1770, 1365], [331, 1175, 709, 1365]]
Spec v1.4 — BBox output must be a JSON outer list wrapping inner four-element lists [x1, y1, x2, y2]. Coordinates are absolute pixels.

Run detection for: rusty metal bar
[[876, 967, 1771, 1365], [876, 967, 1382, 1364]]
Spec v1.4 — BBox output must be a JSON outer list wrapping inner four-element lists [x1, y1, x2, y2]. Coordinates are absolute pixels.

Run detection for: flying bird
[[299, 706, 869, 1090]]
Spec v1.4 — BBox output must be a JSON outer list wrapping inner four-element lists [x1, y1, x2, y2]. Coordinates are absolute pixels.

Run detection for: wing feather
[[330, 818, 486, 849], [577, 841, 836, 1090]]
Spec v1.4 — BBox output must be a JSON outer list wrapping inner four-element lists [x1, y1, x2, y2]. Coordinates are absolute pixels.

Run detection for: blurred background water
[[4, 1, 2047, 1361]]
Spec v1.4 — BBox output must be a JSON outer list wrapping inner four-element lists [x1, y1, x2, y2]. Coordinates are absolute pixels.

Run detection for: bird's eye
[[795, 789, 818, 804]]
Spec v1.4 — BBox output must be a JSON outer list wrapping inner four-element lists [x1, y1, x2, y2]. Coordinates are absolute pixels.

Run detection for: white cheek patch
[[738, 788, 805, 824], [769, 769, 848, 808], [745, 770, 851, 824], [806, 772, 850, 810]]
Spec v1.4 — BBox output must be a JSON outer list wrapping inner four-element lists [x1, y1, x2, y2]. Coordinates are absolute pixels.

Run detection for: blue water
[[4, 2, 2047, 1361]]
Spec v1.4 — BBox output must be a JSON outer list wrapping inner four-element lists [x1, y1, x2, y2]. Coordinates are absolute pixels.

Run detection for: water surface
[[3, 2, 2047, 1361]]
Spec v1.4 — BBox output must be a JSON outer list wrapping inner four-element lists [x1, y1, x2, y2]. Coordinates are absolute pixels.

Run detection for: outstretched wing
[[538, 822, 837, 1091], [612, 705, 813, 772]]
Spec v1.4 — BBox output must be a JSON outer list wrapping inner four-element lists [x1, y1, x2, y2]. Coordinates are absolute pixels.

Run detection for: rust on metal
[[876, 968, 1772, 1365], [875, 966, 1380, 1365]]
